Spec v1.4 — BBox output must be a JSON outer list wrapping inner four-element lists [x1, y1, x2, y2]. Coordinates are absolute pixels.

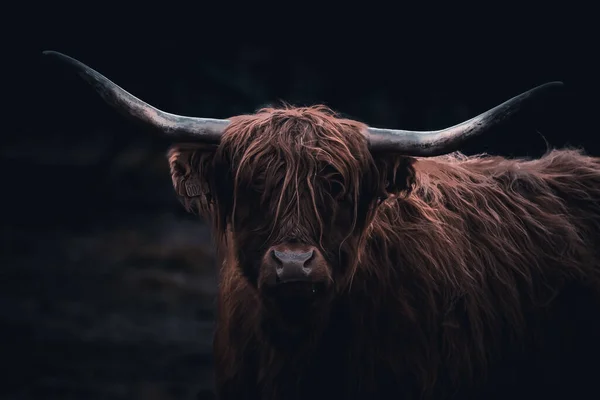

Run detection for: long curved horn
[[43, 51, 229, 142], [367, 81, 564, 156]]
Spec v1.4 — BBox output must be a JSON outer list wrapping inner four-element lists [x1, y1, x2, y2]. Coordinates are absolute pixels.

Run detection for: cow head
[[44, 51, 562, 318], [167, 107, 417, 312]]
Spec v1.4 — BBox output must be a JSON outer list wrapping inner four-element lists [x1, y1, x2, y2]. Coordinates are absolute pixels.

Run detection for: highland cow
[[45, 51, 600, 400]]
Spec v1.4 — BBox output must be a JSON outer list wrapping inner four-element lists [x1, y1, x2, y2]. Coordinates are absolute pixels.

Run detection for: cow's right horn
[[366, 81, 564, 156], [43, 51, 229, 143]]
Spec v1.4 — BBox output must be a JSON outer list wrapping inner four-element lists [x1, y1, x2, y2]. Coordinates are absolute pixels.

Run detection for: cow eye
[[330, 179, 345, 199], [320, 165, 350, 202]]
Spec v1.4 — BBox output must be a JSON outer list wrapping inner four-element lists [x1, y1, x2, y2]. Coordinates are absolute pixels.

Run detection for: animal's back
[[402, 148, 600, 286], [376, 148, 600, 399]]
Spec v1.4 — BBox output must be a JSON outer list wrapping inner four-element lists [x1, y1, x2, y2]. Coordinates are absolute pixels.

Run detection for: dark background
[[2, 10, 598, 400]]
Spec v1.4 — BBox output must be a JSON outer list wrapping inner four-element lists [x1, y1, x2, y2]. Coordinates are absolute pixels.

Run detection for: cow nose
[[271, 249, 314, 283]]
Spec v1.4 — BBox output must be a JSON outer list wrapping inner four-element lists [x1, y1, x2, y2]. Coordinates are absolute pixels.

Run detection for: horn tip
[[42, 50, 63, 57], [42, 51, 89, 76], [42, 50, 73, 61], [542, 81, 565, 89]]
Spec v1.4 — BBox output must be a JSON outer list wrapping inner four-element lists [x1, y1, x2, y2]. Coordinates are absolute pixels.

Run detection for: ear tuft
[[375, 155, 416, 199], [167, 144, 216, 215]]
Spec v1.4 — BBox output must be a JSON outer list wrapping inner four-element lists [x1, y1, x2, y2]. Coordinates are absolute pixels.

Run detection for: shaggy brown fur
[[168, 106, 600, 400]]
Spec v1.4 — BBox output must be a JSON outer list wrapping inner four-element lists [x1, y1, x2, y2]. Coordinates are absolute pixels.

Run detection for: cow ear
[[167, 144, 218, 216], [374, 154, 416, 198]]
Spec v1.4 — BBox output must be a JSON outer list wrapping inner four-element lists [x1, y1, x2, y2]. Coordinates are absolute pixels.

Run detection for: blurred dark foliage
[[2, 10, 598, 400]]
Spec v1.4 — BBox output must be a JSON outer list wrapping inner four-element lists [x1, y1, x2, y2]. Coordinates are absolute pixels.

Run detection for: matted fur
[[168, 106, 600, 400]]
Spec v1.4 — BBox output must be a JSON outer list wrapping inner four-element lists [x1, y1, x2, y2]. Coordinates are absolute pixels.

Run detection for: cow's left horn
[[366, 81, 564, 156], [43, 51, 229, 143]]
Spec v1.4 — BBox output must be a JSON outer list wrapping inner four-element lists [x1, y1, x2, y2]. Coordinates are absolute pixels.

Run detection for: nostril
[[271, 250, 282, 264], [302, 251, 315, 271], [304, 249, 315, 263], [296, 250, 313, 264]]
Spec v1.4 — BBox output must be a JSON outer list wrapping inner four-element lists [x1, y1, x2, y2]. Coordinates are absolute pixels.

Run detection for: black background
[[2, 8, 598, 400]]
